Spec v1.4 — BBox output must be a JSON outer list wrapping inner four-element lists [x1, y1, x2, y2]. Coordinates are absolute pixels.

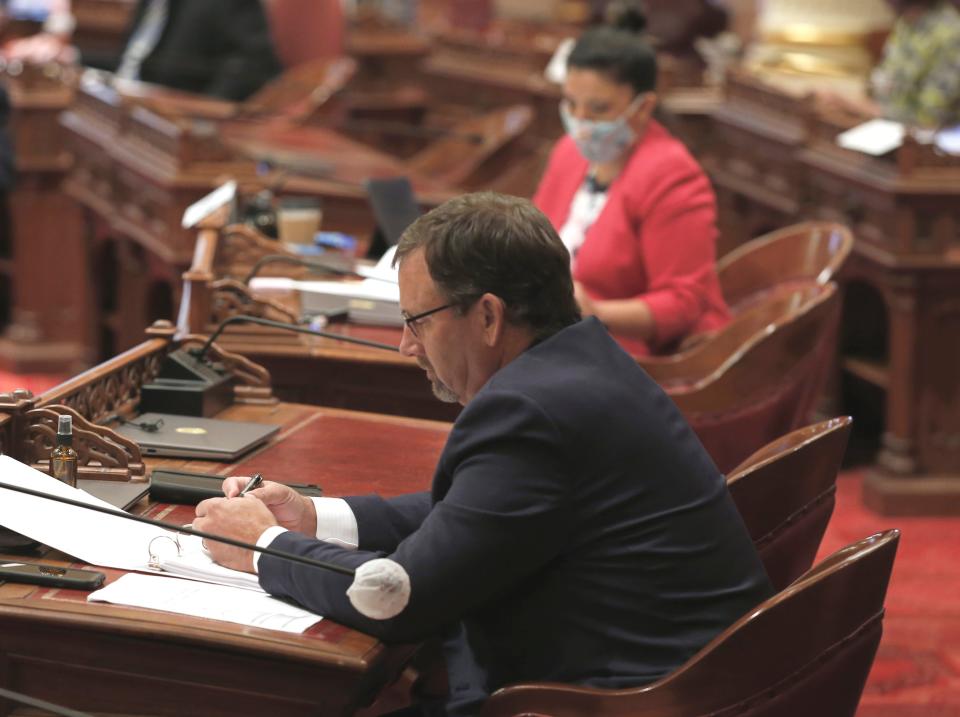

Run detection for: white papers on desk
[[0, 455, 258, 590], [89, 573, 322, 633], [934, 125, 960, 156], [836, 119, 905, 156], [160, 535, 261, 591]]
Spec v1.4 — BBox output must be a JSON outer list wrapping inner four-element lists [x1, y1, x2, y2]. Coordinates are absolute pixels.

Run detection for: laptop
[[114, 413, 280, 460], [364, 176, 422, 256]]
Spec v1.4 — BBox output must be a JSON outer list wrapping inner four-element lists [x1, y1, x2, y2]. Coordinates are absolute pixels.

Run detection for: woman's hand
[[574, 281, 597, 318]]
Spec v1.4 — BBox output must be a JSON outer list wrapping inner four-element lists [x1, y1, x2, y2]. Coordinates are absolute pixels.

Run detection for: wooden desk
[[0, 64, 92, 375], [0, 328, 451, 716], [73, 0, 137, 61], [707, 69, 960, 514], [55, 74, 451, 360]]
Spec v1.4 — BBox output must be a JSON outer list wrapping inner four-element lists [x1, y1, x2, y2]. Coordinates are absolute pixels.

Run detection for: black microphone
[[0, 479, 412, 619], [140, 314, 399, 416], [0, 686, 94, 717]]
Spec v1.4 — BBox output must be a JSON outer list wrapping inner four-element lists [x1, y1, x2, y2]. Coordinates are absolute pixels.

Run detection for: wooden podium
[[0, 322, 451, 715], [0, 63, 92, 374], [56, 72, 450, 360], [709, 69, 960, 514]]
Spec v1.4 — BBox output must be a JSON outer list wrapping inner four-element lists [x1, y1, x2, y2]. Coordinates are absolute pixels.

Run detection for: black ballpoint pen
[[238, 473, 263, 497]]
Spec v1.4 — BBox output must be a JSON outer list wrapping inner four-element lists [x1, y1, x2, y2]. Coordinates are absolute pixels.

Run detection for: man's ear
[[477, 293, 507, 346]]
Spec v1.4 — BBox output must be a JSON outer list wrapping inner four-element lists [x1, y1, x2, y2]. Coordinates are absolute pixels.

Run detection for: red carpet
[[0, 371, 67, 396], [822, 473, 960, 715]]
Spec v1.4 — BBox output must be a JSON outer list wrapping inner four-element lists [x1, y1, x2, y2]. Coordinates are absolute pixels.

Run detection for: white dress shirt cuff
[[311, 497, 359, 550], [251, 498, 358, 573], [253, 525, 288, 573]]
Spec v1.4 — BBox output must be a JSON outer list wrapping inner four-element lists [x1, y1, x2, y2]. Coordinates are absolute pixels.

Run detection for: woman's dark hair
[[395, 192, 581, 341], [567, 2, 657, 94]]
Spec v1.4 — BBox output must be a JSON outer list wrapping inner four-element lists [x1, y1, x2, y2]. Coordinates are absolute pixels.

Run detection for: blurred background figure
[[2, 0, 283, 101], [857, 0, 960, 127]]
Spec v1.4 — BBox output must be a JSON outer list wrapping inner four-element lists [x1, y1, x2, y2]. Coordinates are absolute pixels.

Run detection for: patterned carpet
[[821, 473, 960, 715], [0, 371, 67, 397]]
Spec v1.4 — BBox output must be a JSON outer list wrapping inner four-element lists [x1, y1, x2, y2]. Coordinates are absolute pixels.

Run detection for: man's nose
[[398, 325, 421, 357]]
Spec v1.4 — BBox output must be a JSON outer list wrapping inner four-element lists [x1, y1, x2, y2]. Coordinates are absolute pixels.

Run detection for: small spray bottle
[[50, 415, 78, 488]]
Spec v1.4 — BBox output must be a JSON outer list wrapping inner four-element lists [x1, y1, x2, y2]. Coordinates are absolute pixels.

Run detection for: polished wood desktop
[[0, 325, 451, 716]]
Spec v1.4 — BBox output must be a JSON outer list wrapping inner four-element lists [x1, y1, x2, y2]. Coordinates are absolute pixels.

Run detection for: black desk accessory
[[139, 314, 398, 417], [150, 468, 322, 505]]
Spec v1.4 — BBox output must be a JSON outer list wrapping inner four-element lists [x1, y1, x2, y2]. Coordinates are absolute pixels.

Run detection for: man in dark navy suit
[[196, 192, 773, 716]]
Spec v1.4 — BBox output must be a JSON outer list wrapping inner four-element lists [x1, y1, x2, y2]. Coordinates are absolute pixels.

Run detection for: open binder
[[0, 456, 261, 592]]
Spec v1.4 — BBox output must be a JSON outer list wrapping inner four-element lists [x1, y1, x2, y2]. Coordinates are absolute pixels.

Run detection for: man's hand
[[193, 495, 278, 572], [220, 477, 318, 535], [2, 33, 78, 64]]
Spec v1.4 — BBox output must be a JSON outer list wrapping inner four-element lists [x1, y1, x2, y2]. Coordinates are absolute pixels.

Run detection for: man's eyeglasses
[[401, 303, 454, 338]]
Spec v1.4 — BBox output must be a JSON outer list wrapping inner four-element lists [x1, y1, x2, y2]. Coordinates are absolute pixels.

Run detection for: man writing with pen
[[193, 192, 772, 717]]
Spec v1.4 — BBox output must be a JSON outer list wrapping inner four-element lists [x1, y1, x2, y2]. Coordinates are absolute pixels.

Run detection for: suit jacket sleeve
[[203, 0, 282, 101], [258, 389, 574, 643], [630, 150, 721, 346], [343, 492, 432, 553]]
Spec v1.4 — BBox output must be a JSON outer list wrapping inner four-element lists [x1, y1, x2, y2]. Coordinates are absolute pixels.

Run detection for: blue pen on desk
[[238, 473, 263, 497]]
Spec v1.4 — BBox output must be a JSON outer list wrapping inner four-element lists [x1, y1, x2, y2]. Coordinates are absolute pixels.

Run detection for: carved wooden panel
[[23, 405, 146, 480]]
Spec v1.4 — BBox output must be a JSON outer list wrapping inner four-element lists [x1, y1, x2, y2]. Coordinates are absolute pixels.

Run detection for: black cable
[[194, 314, 399, 360], [0, 480, 355, 578]]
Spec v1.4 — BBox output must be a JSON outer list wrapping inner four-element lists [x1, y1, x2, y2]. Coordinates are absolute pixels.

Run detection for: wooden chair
[[641, 282, 822, 388], [668, 282, 841, 473], [263, 0, 345, 67], [480, 529, 900, 717], [717, 222, 853, 313], [727, 416, 853, 591], [407, 104, 535, 189]]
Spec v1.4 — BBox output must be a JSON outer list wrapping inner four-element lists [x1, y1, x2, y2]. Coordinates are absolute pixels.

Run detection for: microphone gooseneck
[[243, 254, 356, 285], [194, 314, 400, 362], [0, 480, 354, 578]]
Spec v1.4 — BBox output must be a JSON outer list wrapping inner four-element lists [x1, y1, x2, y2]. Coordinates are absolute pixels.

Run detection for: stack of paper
[[0, 456, 322, 633]]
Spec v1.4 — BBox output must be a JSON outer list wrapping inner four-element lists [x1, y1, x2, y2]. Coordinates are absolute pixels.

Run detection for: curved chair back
[[668, 282, 841, 472], [481, 529, 900, 717], [407, 104, 534, 188], [727, 416, 853, 591], [264, 0, 345, 67], [717, 222, 853, 313], [641, 283, 822, 388]]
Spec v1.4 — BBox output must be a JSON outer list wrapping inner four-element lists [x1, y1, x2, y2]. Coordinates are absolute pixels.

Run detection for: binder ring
[[148, 534, 182, 570]]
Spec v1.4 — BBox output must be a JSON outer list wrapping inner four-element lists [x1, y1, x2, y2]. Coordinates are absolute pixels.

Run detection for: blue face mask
[[560, 95, 645, 164]]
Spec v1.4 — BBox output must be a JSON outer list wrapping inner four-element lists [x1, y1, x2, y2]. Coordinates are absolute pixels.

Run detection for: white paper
[[89, 573, 322, 633], [935, 125, 960, 156], [836, 119, 905, 156], [160, 534, 262, 591], [0, 456, 261, 590]]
